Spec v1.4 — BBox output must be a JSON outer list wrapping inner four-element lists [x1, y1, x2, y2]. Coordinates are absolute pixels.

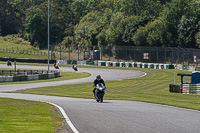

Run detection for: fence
[[1, 46, 200, 65], [61, 46, 200, 65], [0, 48, 55, 59]]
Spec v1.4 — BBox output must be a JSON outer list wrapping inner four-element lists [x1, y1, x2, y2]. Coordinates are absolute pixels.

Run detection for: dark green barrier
[[121, 62, 125, 67], [54, 72, 60, 77], [13, 76, 28, 82], [67, 60, 77, 64], [156, 64, 159, 69], [167, 64, 174, 69], [86, 61, 94, 65], [116, 62, 120, 67], [150, 64, 154, 69], [20, 76, 28, 81], [161, 65, 164, 69], [13, 76, 20, 82], [144, 63, 148, 68], [134, 63, 137, 67], [39, 74, 48, 80]]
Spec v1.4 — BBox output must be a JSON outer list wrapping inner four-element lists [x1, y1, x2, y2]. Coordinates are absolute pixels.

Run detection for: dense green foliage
[[0, 0, 200, 49]]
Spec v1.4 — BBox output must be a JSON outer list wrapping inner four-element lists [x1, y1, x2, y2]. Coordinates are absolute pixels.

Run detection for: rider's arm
[[101, 79, 105, 86], [93, 80, 97, 87]]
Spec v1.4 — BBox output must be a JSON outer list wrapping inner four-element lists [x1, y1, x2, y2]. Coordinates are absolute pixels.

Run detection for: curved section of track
[[0, 64, 145, 92], [0, 64, 200, 133]]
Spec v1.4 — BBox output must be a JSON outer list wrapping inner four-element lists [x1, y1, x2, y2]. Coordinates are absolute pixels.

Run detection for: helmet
[[96, 74, 101, 80]]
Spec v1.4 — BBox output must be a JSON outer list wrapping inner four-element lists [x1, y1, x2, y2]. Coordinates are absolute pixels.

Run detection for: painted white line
[[48, 102, 79, 133]]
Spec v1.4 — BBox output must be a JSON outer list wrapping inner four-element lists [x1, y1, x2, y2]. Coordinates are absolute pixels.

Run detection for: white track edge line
[[48, 102, 79, 133]]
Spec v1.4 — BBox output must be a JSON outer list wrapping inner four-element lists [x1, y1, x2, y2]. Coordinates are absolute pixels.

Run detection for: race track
[[0, 64, 200, 133]]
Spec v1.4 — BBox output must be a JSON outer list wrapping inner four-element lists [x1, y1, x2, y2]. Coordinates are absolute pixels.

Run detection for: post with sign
[[143, 53, 149, 60]]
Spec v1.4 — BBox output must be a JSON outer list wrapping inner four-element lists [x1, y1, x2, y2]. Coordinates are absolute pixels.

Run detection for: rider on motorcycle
[[93, 74, 105, 96]]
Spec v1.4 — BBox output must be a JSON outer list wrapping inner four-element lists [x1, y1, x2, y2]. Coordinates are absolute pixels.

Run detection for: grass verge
[[0, 98, 62, 133], [12, 67, 200, 111]]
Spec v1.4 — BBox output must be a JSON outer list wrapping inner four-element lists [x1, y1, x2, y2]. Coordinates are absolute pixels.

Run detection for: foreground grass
[[0, 68, 90, 132], [13, 67, 200, 111], [0, 98, 62, 133]]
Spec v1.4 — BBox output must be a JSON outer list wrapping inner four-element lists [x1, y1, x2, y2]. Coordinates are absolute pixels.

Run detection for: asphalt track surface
[[1, 64, 200, 133]]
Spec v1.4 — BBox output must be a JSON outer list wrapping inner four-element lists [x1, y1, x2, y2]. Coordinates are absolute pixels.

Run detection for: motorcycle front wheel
[[98, 93, 104, 102]]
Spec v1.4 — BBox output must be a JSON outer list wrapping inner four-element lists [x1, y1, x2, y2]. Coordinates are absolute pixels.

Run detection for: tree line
[[0, 0, 200, 50]]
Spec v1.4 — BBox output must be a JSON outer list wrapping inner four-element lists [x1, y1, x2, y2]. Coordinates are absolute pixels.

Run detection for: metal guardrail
[[0, 70, 60, 83], [0, 70, 54, 76]]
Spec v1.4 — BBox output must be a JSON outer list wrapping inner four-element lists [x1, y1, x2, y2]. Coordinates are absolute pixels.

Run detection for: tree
[[123, 16, 151, 45], [195, 30, 200, 48], [132, 19, 162, 46], [160, 0, 199, 47], [26, 13, 47, 49], [177, 16, 199, 48], [0, 0, 20, 36]]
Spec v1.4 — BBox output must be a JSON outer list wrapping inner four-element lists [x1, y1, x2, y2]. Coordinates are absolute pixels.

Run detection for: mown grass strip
[[0, 98, 62, 133]]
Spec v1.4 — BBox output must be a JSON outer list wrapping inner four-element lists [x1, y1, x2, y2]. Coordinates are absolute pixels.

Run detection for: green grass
[[0, 98, 62, 133], [0, 52, 47, 59], [12, 67, 200, 111], [0, 67, 90, 132], [0, 38, 48, 59], [0, 39, 37, 51]]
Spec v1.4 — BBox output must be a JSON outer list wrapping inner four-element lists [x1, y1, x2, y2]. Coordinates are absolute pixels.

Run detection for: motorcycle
[[95, 83, 106, 102], [7, 60, 12, 66], [54, 63, 59, 69], [72, 65, 78, 71]]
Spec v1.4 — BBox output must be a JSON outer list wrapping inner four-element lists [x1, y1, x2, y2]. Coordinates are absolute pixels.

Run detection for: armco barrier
[[106, 61, 112, 66], [0, 70, 60, 83], [144, 63, 148, 68], [54, 72, 60, 77], [134, 63, 137, 67], [27, 75, 39, 81], [48, 73, 54, 79], [0, 77, 6, 82], [77, 61, 86, 65], [98, 61, 106, 66], [39, 74, 48, 80], [56, 60, 175, 69], [86, 61, 94, 65], [125, 62, 132, 67], [150, 64, 154, 69], [156, 64, 159, 69], [120, 62, 125, 67], [6, 76, 13, 82]]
